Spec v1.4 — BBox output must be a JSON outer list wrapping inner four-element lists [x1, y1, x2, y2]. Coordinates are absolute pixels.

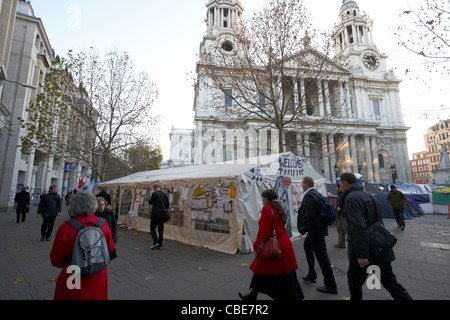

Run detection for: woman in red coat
[[239, 189, 303, 300], [50, 192, 115, 300]]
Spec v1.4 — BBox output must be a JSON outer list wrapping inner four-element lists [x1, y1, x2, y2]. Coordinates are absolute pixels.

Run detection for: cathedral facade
[[169, 0, 412, 185]]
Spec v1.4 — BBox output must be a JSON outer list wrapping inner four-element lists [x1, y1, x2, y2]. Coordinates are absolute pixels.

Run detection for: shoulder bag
[[368, 221, 397, 261], [255, 207, 282, 260], [157, 191, 171, 223], [367, 195, 397, 261]]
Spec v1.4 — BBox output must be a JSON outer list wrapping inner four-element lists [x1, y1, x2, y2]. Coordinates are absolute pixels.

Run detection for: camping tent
[[96, 153, 326, 254], [374, 184, 430, 219]]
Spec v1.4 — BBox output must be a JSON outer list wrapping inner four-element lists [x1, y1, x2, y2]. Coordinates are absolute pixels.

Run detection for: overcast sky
[[30, 0, 449, 159]]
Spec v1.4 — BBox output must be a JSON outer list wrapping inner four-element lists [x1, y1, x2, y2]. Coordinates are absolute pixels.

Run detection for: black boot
[[239, 290, 258, 300]]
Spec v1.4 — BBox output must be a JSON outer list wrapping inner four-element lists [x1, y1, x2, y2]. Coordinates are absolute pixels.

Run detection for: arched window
[[378, 154, 385, 168]]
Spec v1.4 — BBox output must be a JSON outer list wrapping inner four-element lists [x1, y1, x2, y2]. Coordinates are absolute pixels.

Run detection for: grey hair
[[69, 192, 98, 217]]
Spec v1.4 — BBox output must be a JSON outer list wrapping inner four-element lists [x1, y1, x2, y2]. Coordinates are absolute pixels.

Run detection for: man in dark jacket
[[14, 187, 30, 223], [148, 185, 169, 250], [339, 173, 412, 300], [37, 185, 62, 241], [297, 177, 337, 295], [387, 185, 406, 230]]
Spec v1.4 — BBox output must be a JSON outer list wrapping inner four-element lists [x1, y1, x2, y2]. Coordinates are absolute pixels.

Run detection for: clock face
[[362, 52, 380, 70], [221, 40, 234, 52]]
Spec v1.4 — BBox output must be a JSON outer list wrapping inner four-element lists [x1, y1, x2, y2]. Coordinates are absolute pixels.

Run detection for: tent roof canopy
[[98, 153, 326, 188]]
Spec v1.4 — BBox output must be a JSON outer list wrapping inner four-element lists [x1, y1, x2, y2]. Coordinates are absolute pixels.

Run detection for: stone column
[[364, 135, 375, 182], [339, 80, 346, 118], [343, 81, 351, 118], [350, 135, 359, 173], [299, 78, 305, 114], [328, 133, 337, 183], [303, 133, 311, 162], [317, 80, 325, 117], [322, 134, 331, 183], [370, 135, 380, 183], [324, 80, 331, 116], [343, 135, 352, 172]]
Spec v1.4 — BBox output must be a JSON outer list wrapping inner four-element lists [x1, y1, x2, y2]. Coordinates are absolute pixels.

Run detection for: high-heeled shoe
[[238, 290, 258, 300]]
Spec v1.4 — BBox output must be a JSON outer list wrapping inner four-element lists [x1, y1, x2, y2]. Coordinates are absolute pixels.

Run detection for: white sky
[[30, 0, 450, 160]]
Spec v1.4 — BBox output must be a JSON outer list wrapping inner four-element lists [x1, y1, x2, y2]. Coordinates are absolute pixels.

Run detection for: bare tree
[[197, 0, 349, 154], [19, 49, 159, 182], [395, 0, 449, 73]]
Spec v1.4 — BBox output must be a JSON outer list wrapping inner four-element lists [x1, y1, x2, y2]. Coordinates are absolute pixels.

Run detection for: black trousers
[[16, 210, 27, 223], [347, 260, 412, 300], [150, 217, 164, 246], [41, 215, 57, 238], [303, 234, 337, 289]]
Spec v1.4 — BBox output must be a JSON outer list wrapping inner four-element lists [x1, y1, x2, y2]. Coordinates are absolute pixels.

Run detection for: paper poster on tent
[[278, 154, 306, 176]]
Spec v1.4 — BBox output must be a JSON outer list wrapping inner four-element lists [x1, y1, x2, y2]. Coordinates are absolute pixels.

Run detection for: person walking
[[339, 173, 412, 300], [95, 197, 118, 244], [239, 189, 303, 300], [50, 192, 115, 300], [148, 185, 169, 250], [14, 187, 30, 223], [334, 184, 347, 248], [297, 176, 338, 294], [387, 185, 406, 230], [96, 186, 111, 205], [37, 185, 62, 241]]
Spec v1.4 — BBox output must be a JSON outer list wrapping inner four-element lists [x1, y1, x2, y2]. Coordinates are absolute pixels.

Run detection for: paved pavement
[[1, 205, 449, 301]]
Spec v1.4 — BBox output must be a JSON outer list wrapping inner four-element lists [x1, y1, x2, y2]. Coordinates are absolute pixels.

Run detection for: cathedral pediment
[[284, 49, 350, 76]]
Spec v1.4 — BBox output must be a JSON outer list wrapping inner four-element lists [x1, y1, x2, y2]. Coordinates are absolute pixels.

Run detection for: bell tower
[[205, 0, 244, 38], [333, 0, 374, 56], [332, 0, 387, 73]]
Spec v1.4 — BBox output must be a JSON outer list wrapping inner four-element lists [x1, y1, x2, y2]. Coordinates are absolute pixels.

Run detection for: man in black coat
[[37, 185, 62, 241], [14, 187, 30, 223], [297, 176, 337, 295], [148, 185, 169, 250], [339, 172, 412, 300]]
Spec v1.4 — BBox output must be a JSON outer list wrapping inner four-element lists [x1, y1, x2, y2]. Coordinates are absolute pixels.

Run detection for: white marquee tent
[[96, 153, 326, 254]]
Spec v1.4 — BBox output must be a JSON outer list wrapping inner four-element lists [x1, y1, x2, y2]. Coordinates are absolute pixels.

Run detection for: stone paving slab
[[1, 205, 449, 301]]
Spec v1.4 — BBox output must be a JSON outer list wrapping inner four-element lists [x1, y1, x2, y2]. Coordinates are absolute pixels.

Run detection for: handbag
[[255, 207, 282, 260], [368, 221, 397, 261], [156, 191, 171, 223]]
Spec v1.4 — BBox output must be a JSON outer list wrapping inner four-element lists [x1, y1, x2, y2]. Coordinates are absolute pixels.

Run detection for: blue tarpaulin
[[376, 184, 430, 219]]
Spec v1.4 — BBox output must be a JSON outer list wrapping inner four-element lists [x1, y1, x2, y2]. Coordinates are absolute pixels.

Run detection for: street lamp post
[[390, 164, 397, 184], [334, 163, 339, 180]]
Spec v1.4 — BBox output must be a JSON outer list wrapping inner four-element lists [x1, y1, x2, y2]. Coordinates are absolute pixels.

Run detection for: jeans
[[347, 260, 412, 300], [303, 234, 337, 289], [150, 217, 164, 247]]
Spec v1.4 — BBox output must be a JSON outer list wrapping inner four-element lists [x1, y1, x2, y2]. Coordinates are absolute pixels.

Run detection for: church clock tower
[[201, 0, 244, 55], [331, 0, 413, 183], [332, 0, 388, 75]]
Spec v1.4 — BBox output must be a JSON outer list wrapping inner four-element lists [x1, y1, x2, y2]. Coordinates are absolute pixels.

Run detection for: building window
[[378, 154, 385, 168], [373, 100, 381, 116], [259, 93, 265, 109], [224, 89, 233, 107]]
